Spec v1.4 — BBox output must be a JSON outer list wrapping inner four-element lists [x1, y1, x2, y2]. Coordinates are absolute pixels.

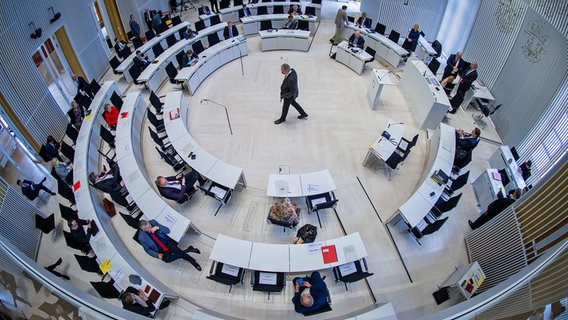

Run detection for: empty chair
[[165, 62, 182, 86], [148, 127, 173, 153], [384, 150, 407, 180], [171, 15, 182, 26], [432, 193, 462, 217], [347, 16, 355, 23], [312, 0, 322, 4], [78, 95, 92, 110], [297, 20, 309, 31], [210, 14, 221, 26], [273, 5, 284, 14], [58, 179, 75, 205], [453, 150, 472, 174], [207, 261, 245, 292], [428, 58, 441, 74], [305, 191, 338, 228], [91, 280, 120, 299], [155, 147, 186, 171], [199, 180, 232, 215], [178, 28, 186, 40], [333, 259, 374, 290], [128, 65, 143, 85], [149, 91, 164, 114], [89, 79, 101, 95], [145, 29, 156, 41], [35, 213, 55, 234], [446, 171, 470, 195], [195, 20, 206, 32], [74, 255, 100, 273], [109, 56, 121, 74], [132, 37, 144, 49], [207, 33, 221, 47], [257, 6, 268, 15], [305, 6, 316, 16], [158, 22, 168, 33], [152, 43, 164, 57], [473, 104, 502, 129], [421, 217, 449, 236], [397, 134, 419, 153], [374, 23, 386, 35], [60, 141, 75, 163], [147, 109, 165, 133], [192, 41, 205, 55], [65, 123, 78, 145], [260, 20, 272, 31], [99, 125, 115, 149], [110, 92, 123, 110], [59, 204, 78, 221], [364, 46, 376, 63], [388, 30, 400, 43], [220, 0, 230, 9], [119, 212, 141, 229], [175, 50, 185, 67], [166, 34, 177, 48], [251, 271, 285, 297], [234, 0, 243, 5], [63, 231, 85, 251], [431, 40, 442, 58]]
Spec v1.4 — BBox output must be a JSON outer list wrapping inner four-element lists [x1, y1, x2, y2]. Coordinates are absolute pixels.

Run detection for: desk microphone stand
[[200, 99, 233, 135]]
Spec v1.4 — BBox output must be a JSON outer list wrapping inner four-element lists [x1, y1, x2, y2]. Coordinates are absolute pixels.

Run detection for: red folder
[[73, 181, 81, 192], [120, 112, 128, 119], [321, 245, 338, 264]]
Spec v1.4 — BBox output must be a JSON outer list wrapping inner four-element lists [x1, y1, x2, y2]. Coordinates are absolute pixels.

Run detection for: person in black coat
[[133, 50, 150, 71], [45, 135, 62, 161], [348, 30, 365, 49], [67, 218, 93, 246], [121, 286, 156, 316], [457, 61, 478, 95], [198, 4, 211, 15], [239, 4, 252, 19], [155, 171, 200, 203], [17, 177, 56, 200], [469, 189, 521, 229], [114, 38, 131, 60], [274, 63, 308, 124], [71, 74, 93, 98], [223, 21, 239, 38], [89, 163, 130, 208], [442, 51, 464, 80]]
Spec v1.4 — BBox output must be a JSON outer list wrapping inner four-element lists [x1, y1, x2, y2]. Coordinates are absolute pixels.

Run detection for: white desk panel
[[266, 174, 303, 197], [249, 243, 290, 272], [289, 242, 327, 272], [325, 232, 368, 267], [210, 234, 253, 268], [300, 170, 337, 197]]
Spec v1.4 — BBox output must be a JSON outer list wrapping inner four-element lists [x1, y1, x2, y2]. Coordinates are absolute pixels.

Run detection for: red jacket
[[103, 106, 119, 127]]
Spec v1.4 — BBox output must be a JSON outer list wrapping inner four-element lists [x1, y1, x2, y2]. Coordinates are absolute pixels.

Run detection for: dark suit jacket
[[144, 11, 153, 29], [223, 25, 239, 38], [356, 17, 371, 28], [198, 6, 211, 15], [459, 68, 478, 92], [181, 52, 198, 68], [133, 55, 149, 71], [129, 19, 140, 36], [76, 76, 89, 95], [443, 54, 464, 78], [138, 220, 172, 258], [45, 141, 61, 160], [114, 41, 129, 59], [280, 69, 299, 100], [157, 175, 188, 202], [239, 7, 251, 18], [122, 286, 156, 316], [455, 131, 479, 151], [70, 219, 92, 245], [348, 34, 365, 49], [282, 19, 298, 30], [20, 180, 39, 200], [292, 271, 328, 313], [67, 106, 85, 128]]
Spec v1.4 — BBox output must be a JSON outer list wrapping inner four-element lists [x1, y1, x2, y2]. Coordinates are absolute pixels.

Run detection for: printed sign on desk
[[99, 259, 112, 275]]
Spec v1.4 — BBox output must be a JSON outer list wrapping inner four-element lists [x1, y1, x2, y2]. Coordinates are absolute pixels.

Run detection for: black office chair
[[165, 62, 183, 87], [166, 34, 177, 48], [445, 171, 470, 196], [158, 23, 168, 34], [58, 179, 76, 205], [192, 41, 205, 55], [220, 0, 230, 9], [305, 6, 316, 16], [234, 0, 244, 5], [155, 147, 186, 171], [384, 150, 408, 180], [210, 14, 221, 26], [397, 134, 419, 154], [260, 20, 273, 31], [421, 217, 449, 236], [175, 50, 185, 68], [35, 213, 55, 234], [388, 30, 400, 43], [78, 95, 92, 110], [65, 123, 78, 145], [149, 127, 173, 153], [208, 33, 221, 47], [347, 16, 355, 23], [473, 104, 502, 130], [74, 255, 100, 273], [428, 58, 441, 75], [297, 20, 309, 31], [312, 0, 322, 4], [91, 280, 121, 299], [171, 15, 182, 26], [59, 204, 78, 221], [60, 141, 75, 163], [257, 7, 268, 15], [199, 180, 232, 215], [119, 211, 141, 229], [207, 261, 245, 292], [364, 46, 375, 63], [147, 109, 166, 133], [195, 20, 206, 32], [149, 91, 164, 114], [273, 5, 284, 14], [63, 231, 85, 251], [374, 22, 386, 35], [431, 193, 462, 217], [305, 191, 338, 228], [89, 79, 101, 95], [333, 259, 374, 290], [152, 43, 164, 57], [109, 56, 121, 74], [251, 271, 285, 298], [431, 40, 442, 58], [452, 150, 472, 174], [132, 36, 144, 49], [128, 65, 143, 85], [110, 91, 123, 110], [145, 30, 156, 41]]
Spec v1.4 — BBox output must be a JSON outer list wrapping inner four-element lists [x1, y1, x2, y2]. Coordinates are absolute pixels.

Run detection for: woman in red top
[[103, 103, 119, 129]]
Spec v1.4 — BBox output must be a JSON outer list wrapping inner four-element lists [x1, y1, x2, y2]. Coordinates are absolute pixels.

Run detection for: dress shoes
[[184, 246, 201, 254], [274, 119, 285, 125], [191, 262, 202, 271], [50, 191, 57, 196], [298, 114, 308, 119]]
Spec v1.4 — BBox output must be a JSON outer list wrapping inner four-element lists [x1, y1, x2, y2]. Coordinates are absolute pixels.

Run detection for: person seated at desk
[[239, 4, 252, 19], [355, 12, 371, 29], [440, 75, 455, 95], [114, 38, 130, 60], [183, 26, 198, 40], [138, 219, 202, 270], [198, 4, 211, 15], [72, 74, 93, 99], [223, 21, 239, 38], [282, 15, 298, 30], [269, 198, 299, 226], [442, 51, 464, 81], [181, 49, 199, 68], [133, 50, 150, 71], [348, 30, 365, 49], [288, 5, 302, 15], [121, 286, 156, 316], [468, 189, 521, 230], [403, 23, 420, 52], [68, 218, 94, 252], [292, 271, 328, 313], [155, 171, 201, 203], [17, 177, 56, 200], [89, 163, 131, 208], [519, 160, 532, 180], [45, 135, 62, 161], [455, 127, 481, 151], [53, 159, 72, 182], [102, 103, 120, 130], [69, 100, 85, 130]]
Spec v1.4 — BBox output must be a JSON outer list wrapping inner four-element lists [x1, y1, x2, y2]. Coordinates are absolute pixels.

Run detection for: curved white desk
[[210, 232, 368, 272], [362, 119, 406, 166], [241, 14, 317, 35], [336, 41, 373, 75], [266, 169, 336, 197], [73, 81, 176, 302], [386, 123, 456, 230], [116, 22, 190, 82], [162, 91, 247, 190], [175, 37, 248, 95], [114, 91, 199, 242], [221, 2, 322, 23], [137, 22, 227, 92], [259, 29, 310, 52]]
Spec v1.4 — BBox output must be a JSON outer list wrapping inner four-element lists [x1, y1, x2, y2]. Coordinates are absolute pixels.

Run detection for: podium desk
[[241, 14, 317, 36], [221, 2, 322, 23], [336, 41, 372, 75], [325, 233, 369, 267], [367, 69, 394, 109], [260, 29, 310, 52], [300, 170, 337, 197], [488, 146, 526, 192], [363, 120, 405, 167], [400, 59, 450, 130], [249, 243, 290, 272]]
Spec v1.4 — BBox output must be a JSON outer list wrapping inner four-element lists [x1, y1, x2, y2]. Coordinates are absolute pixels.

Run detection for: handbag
[[103, 198, 116, 217], [294, 224, 317, 244]]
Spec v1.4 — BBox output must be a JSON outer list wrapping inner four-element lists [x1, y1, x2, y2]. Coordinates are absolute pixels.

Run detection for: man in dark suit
[[121, 286, 156, 316], [89, 163, 130, 208], [239, 4, 252, 19], [17, 177, 56, 200], [129, 14, 141, 37], [67, 218, 93, 248], [356, 12, 371, 28], [469, 189, 521, 230], [133, 50, 150, 71], [348, 30, 365, 49], [442, 51, 464, 80], [151, 11, 162, 35], [292, 271, 328, 313], [457, 61, 478, 95], [155, 171, 200, 203], [181, 49, 199, 68], [282, 15, 298, 29], [198, 4, 211, 15], [143, 8, 153, 31], [275, 63, 308, 125], [210, 0, 220, 13], [71, 74, 93, 98], [137, 219, 202, 270], [223, 21, 239, 38], [114, 38, 130, 60], [45, 135, 62, 161], [455, 127, 481, 152]]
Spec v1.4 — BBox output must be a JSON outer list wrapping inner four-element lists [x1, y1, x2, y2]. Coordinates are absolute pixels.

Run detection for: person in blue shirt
[[292, 271, 328, 313], [181, 50, 199, 68], [455, 127, 481, 151], [182, 26, 198, 39]]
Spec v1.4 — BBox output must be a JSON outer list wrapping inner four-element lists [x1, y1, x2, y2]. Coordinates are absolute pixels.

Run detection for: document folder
[[321, 245, 338, 264]]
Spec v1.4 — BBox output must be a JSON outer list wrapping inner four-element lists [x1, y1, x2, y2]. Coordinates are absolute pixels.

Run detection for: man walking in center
[[331, 5, 348, 45], [274, 63, 308, 125]]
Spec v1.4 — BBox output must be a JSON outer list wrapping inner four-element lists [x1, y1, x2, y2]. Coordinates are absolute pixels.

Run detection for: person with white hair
[[292, 271, 328, 313]]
